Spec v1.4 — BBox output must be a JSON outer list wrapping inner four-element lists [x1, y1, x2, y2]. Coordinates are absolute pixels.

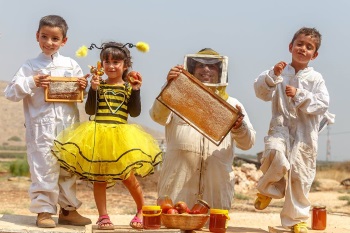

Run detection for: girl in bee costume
[[52, 41, 162, 230]]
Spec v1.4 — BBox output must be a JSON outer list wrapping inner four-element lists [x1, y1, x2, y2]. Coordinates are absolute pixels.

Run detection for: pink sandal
[[129, 210, 143, 229], [96, 215, 114, 230]]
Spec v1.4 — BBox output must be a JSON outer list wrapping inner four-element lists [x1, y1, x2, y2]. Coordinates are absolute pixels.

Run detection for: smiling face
[[102, 54, 128, 83], [193, 62, 220, 84], [289, 33, 318, 71], [36, 26, 67, 56]]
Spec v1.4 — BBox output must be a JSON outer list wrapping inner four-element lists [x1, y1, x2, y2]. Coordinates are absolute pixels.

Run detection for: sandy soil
[[1, 171, 349, 218]]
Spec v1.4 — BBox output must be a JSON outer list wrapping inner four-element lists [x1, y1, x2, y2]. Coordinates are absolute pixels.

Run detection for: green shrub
[[234, 193, 250, 200], [8, 136, 21, 142], [338, 195, 350, 205], [0, 152, 26, 159], [9, 159, 29, 177], [0, 145, 26, 151], [311, 180, 320, 191]]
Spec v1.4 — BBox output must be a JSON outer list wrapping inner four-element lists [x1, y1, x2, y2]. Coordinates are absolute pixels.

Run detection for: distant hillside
[[0, 80, 164, 148]]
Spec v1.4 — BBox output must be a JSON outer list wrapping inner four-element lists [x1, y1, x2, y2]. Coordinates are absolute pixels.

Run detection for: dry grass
[[315, 161, 350, 182]]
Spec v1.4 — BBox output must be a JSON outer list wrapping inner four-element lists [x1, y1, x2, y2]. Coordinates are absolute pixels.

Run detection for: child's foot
[[254, 193, 272, 210], [96, 215, 114, 230], [58, 208, 92, 226], [292, 222, 308, 233], [129, 209, 143, 229], [36, 212, 56, 228]]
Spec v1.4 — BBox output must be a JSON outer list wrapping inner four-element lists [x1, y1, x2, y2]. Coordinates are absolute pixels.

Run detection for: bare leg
[[123, 172, 144, 229], [94, 182, 113, 228]]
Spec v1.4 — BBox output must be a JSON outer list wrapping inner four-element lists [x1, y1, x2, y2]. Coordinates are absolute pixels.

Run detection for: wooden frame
[[45, 77, 83, 102], [156, 70, 242, 146]]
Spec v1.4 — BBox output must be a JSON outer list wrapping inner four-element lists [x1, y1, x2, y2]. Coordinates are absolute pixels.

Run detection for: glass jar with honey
[[191, 199, 210, 214], [312, 205, 327, 230], [142, 205, 162, 229], [209, 209, 230, 233]]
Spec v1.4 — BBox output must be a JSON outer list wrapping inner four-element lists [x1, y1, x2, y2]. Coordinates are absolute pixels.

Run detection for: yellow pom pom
[[135, 42, 150, 53], [76, 45, 88, 57]]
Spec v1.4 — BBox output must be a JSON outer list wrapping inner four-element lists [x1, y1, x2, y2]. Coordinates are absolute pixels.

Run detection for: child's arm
[[85, 74, 100, 115], [254, 62, 285, 102], [85, 87, 98, 115], [128, 89, 141, 117], [5, 62, 39, 102], [290, 75, 330, 116]]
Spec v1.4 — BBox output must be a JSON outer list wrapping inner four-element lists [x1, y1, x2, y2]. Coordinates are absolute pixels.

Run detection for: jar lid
[[313, 204, 326, 209], [197, 199, 211, 209], [210, 209, 230, 220], [142, 205, 161, 211]]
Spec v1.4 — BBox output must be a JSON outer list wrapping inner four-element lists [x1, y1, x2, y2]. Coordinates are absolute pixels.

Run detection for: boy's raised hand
[[273, 61, 287, 76], [167, 65, 183, 82]]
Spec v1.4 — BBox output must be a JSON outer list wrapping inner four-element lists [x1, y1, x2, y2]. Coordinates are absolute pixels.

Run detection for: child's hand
[[285, 85, 297, 98], [273, 61, 287, 76], [232, 105, 244, 129], [34, 74, 50, 88], [167, 65, 183, 82], [90, 74, 100, 91], [127, 71, 142, 90], [77, 74, 89, 90]]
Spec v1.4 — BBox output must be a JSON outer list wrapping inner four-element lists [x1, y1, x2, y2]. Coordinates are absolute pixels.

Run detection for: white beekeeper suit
[[4, 52, 84, 214], [254, 64, 334, 227], [150, 49, 256, 210]]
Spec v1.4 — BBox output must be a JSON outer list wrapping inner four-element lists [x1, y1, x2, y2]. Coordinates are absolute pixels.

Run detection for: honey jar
[[209, 209, 230, 233], [142, 205, 162, 229], [312, 205, 327, 230], [191, 199, 210, 214]]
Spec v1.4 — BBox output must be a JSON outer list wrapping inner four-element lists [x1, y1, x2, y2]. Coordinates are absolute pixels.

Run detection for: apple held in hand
[[174, 201, 188, 214], [127, 71, 142, 84]]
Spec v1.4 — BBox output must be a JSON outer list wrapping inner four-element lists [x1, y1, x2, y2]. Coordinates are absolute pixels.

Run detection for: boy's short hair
[[291, 27, 322, 52], [37, 15, 68, 38]]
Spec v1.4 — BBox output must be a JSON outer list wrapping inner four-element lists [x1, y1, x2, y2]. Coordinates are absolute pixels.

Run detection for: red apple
[[157, 195, 174, 213], [127, 71, 142, 84], [174, 201, 188, 214], [160, 203, 173, 214], [166, 208, 179, 214]]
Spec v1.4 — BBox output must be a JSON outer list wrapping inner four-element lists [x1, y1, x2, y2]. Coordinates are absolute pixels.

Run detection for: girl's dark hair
[[38, 15, 68, 38], [291, 27, 322, 52], [100, 42, 133, 80]]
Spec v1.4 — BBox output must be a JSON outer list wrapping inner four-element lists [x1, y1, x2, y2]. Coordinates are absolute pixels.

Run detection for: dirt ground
[[1, 170, 350, 218]]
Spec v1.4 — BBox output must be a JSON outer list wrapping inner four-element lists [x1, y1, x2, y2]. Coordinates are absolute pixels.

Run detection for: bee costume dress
[[52, 81, 162, 186]]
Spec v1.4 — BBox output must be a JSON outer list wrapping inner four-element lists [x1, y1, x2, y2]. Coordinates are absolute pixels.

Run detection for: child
[[4, 15, 91, 228], [253, 27, 333, 233], [51, 41, 162, 230]]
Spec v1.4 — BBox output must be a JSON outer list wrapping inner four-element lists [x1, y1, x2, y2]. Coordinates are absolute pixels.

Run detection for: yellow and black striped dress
[[52, 83, 162, 186]]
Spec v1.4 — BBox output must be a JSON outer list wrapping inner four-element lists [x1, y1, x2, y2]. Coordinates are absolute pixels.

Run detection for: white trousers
[[257, 149, 315, 227], [26, 121, 82, 215]]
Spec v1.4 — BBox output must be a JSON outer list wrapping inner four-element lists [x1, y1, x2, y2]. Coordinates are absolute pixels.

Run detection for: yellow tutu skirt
[[52, 121, 162, 186]]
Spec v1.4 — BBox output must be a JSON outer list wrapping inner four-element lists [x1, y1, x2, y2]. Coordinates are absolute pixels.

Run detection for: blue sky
[[1, 0, 349, 161]]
